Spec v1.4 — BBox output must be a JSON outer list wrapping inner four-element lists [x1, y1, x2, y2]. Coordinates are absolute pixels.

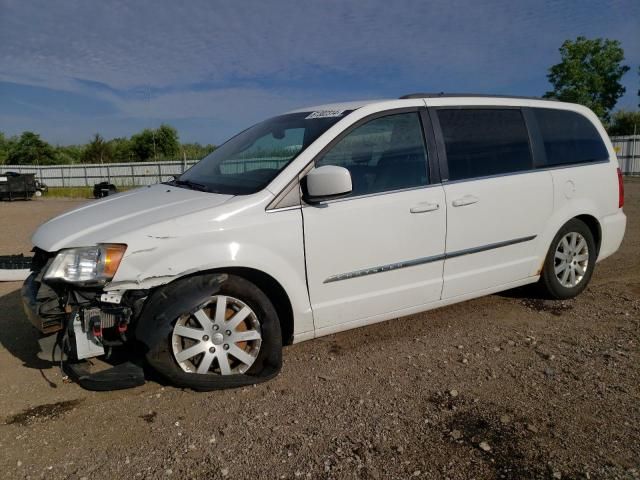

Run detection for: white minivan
[[22, 94, 626, 390]]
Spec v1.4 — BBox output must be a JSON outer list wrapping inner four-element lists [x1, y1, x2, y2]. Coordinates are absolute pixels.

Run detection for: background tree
[[607, 110, 640, 136], [130, 129, 156, 161], [81, 133, 113, 163], [155, 124, 180, 159], [544, 36, 630, 121], [181, 142, 216, 159], [54, 145, 83, 164], [6, 131, 56, 165], [109, 137, 134, 163], [130, 124, 181, 161], [0, 132, 16, 165], [2, 125, 212, 165]]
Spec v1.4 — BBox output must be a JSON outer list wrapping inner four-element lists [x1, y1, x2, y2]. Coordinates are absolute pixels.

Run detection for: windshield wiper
[[168, 179, 209, 192]]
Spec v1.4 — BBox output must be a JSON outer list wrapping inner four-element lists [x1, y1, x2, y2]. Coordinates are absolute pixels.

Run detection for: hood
[[32, 184, 233, 252]]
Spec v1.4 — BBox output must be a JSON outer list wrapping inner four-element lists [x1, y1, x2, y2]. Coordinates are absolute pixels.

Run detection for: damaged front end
[[21, 248, 148, 390]]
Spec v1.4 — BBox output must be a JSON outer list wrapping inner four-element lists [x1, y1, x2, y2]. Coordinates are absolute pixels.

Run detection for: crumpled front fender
[[135, 273, 228, 352]]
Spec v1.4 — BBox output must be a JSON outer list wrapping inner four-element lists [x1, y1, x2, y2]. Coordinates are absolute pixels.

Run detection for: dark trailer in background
[[0, 172, 37, 200]]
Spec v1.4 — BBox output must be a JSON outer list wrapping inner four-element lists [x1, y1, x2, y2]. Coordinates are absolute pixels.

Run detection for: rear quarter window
[[533, 108, 609, 167]]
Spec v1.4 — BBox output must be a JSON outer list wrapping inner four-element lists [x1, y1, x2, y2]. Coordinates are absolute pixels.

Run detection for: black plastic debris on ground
[[0, 254, 33, 270]]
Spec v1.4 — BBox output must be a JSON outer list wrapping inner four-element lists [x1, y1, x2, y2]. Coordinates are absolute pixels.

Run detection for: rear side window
[[437, 109, 533, 181], [533, 108, 608, 166]]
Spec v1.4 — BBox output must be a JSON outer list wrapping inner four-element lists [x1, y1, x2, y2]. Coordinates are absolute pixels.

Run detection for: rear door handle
[[410, 202, 439, 213], [452, 195, 479, 207]]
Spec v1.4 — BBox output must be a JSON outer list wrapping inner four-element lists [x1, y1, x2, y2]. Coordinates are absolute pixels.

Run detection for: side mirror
[[302, 165, 352, 204]]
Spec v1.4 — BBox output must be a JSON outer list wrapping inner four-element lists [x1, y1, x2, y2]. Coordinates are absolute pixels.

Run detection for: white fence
[[1, 136, 639, 187], [611, 135, 640, 176], [1, 160, 199, 187]]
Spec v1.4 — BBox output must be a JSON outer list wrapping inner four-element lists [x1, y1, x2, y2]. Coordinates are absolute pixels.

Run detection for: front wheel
[[539, 219, 596, 299], [144, 274, 282, 390]]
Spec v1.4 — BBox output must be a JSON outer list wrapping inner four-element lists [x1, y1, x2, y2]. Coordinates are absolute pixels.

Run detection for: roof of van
[[288, 93, 564, 114]]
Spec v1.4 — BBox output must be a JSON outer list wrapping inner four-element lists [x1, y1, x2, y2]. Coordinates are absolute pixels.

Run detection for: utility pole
[[148, 87, 157, 161]]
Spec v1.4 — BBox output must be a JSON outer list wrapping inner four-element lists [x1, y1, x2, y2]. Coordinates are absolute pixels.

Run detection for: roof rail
[[399, 92, 552, 101]]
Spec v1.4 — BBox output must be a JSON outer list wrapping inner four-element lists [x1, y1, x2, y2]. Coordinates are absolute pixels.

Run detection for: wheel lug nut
[[202, 335, 209, 341], [225, 330, 232, 336], [223, 344, 229, 350], [209, 347, 216, 353], [213, 325, 219, 331]]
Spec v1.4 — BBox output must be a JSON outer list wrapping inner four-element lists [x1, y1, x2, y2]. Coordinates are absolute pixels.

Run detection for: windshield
[[172, 110, 352, 195]]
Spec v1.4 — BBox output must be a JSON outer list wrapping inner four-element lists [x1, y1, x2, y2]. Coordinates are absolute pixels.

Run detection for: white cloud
[[0, 0, 638, 143], [2, 0, 637, 92]]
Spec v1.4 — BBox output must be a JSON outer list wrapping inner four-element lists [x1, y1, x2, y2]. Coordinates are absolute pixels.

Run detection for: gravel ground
[[0, 182, 638, 480]]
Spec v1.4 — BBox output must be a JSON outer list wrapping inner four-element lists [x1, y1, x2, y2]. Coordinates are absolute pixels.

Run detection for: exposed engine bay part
[[70, 311, 105, 359], [58, 306, 143, 390], [22, 257, 148, 390], [66, 305, 131, 360]]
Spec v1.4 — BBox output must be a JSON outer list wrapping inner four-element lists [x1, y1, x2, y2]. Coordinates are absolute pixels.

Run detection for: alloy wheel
[[171, 295, 262, 375], [554, 232, 589, 288]]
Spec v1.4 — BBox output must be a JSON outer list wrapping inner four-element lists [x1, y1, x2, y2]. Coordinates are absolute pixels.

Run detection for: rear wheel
[[539, 219, 596, 299], [144, 274, 282, 390]]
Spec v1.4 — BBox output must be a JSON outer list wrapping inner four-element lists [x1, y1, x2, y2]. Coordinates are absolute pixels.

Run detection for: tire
[[539, 219, 596, 300], [141, 273, 282, 390]]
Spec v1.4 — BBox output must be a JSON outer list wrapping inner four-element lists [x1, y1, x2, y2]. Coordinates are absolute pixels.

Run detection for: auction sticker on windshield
[[305, 110, 345, 119]]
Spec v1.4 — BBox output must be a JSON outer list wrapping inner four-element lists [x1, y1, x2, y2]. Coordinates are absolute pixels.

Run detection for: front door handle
[[410, 202, 440, 213], [452, 195, 479, 207]]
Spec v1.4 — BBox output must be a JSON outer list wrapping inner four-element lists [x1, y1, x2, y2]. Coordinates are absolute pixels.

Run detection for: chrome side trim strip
[[324, 254, 445, 283], [323, 235, 537, 283], [444, 235, 537, 259]]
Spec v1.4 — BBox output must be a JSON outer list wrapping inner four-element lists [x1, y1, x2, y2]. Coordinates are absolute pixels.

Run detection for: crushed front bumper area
[[21, 272, 145, 391], [21, 272, 66, 334]]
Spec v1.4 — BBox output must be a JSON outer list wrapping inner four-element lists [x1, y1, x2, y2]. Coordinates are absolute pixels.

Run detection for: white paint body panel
[[303, 186, 446, 329], [30, 96, 626, 344], [441, 171, 553, 298]]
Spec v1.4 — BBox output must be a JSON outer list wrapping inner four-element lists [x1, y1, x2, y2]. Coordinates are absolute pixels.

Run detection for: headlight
[[44, 244, 127, 285]]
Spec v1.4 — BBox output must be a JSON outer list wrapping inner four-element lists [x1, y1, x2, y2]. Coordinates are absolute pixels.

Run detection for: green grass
[[43, 185, 136, 198], [43, 187, 93, 198]]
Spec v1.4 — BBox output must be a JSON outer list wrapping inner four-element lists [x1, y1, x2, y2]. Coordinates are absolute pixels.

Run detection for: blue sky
[[1, 0, 638, 145]]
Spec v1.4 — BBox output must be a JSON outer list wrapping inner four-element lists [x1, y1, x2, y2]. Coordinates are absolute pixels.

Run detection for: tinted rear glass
[[437, 109, 533, 181], [533, 108, 608, 166]]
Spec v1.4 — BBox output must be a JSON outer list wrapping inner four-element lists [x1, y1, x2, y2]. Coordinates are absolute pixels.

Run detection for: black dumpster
[[0, 172, 37, 200], [93, 181, 117, 198]]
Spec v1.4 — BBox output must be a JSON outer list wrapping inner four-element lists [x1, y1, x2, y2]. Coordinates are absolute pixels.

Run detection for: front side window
[[533, 108, 608, 166], [437, 109, 533, 181], [316, 112, 428, 197], [176, 111, 350, 195]]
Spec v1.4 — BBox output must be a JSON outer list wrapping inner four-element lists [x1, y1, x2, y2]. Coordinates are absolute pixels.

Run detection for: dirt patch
[[139, 411, 157, 423], [521, 298, 574, 316], [5, 399, 83, 426], [446, 408, 547, 479]]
